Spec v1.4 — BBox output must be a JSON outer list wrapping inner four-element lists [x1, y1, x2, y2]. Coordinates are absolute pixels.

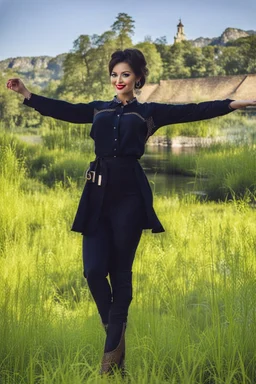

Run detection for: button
[[114, 156, 117, 158], [117, 114, 120, 117], [114, 127, 116, 129], [115, 139, 117, 141], [121, 106, 124, 108], [114, 148, 117, 151]]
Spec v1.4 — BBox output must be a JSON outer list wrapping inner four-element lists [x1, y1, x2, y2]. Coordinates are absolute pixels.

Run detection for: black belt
[[84, 156, 139, 186]]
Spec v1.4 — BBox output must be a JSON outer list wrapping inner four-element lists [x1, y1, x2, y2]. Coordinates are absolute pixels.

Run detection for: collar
[[112, 95, 137, 106]]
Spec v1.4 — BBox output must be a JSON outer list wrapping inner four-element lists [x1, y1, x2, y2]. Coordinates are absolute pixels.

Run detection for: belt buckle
[[85, 169, 96, 183]]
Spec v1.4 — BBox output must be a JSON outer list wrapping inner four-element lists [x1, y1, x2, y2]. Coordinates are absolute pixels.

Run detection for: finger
[[11, 80, 19, 88], [6, 80, 13, 89]]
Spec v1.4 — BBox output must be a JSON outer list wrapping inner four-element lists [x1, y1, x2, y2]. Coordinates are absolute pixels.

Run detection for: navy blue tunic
[[24, 94, 234, 234]]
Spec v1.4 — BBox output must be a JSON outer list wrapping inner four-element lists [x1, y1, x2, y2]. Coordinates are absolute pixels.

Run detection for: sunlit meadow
[[0, 126, 256, 383]]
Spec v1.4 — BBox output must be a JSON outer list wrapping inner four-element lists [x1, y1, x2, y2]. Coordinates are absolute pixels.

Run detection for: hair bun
[[111, 50, 125, 61]]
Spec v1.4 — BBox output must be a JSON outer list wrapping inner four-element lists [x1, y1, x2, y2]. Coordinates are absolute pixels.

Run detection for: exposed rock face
[[189, 37, 214, 48], [190, 28, 255, 48], [213, 28, 250, 45], [0, 54, 66, 88], [7, 56, 50, 70]]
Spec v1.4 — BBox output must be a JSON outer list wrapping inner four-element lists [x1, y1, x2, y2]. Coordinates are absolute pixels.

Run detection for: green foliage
[[135, 42, 163, 82], [154, 37, 170, 80], [111, 13, 135, 50], [60, 32, 119, 101], [217, 46, 246, 75], [0, 71, 43, 130], [167, 41, 192, 78], [223, 36, 256, 74]]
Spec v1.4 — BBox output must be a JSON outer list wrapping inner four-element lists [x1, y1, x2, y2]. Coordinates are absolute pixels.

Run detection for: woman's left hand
[[230, 100, 256, 109]]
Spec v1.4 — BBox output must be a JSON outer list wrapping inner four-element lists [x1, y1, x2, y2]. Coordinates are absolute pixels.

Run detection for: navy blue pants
[[82, 159, 146, 326]]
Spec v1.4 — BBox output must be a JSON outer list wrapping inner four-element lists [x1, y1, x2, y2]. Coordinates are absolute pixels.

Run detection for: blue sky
[[0, 0, 255, 61]]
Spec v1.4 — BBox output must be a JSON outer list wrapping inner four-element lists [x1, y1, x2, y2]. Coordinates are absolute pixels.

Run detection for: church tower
[[174, 19, 186, 43]]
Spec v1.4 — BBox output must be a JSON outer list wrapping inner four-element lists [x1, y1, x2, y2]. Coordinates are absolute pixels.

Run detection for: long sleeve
[[23, 93, 97, 124], [150, 99, 235, 135]]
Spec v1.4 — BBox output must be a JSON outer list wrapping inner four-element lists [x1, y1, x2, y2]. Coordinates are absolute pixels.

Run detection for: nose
[[116, 75, 123, 84]]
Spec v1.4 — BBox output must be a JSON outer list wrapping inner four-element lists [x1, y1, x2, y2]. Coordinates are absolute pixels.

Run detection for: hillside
[[0, 54, 66, 88], [190, 27, 255, 47]]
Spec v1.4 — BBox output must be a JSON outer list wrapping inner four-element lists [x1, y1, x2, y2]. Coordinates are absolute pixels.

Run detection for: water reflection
[[140, 146, 200, 196]]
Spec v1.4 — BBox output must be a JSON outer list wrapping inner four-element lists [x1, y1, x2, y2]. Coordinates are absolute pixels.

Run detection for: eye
[[111, 73, 117, 77], [122, 73, 130, 77]]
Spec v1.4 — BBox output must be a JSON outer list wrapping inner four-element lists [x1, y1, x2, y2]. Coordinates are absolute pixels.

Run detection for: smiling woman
[[110, 62, 138, 97], [109, 49, 149, 103], [6, 47, 256, 377]]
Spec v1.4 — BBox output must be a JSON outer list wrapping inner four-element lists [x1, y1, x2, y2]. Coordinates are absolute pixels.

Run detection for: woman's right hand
[[6, 78, 31, 99]]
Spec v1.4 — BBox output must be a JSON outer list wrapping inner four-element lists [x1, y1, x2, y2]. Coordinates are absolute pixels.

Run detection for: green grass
[[1, 138, 256, 383], [194, 144, 256, 200]]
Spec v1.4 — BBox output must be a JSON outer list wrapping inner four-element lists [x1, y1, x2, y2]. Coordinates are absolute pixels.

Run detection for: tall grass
[[194, 144, 256, 200], [1, 140, 256, 383], [0, 132, 94, 188]]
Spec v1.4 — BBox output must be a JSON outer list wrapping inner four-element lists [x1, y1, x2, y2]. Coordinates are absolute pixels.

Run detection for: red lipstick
[[116, 85, 125, 90]]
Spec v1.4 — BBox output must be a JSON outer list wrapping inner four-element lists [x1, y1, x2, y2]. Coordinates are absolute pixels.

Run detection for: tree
[[59, 32, 120, 101], [144, 35, 153, 43], [235, 36, 256, 73], [167, 42, 191, 78], [60, 35, 97, 100], [0, 71, 42, 130], [184, 47, 204, 77], [111, 13, 135, 50], [217, 46, 245, 75], [154, 37, 170, 79], [135, 42, 163, 83], [202, 46, 225, 76], [154, 36, 168, 45], [92, 31, 119, 96]]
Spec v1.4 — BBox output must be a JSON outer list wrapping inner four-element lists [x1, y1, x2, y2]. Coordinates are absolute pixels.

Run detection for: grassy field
[[1, 131, 256, 383]]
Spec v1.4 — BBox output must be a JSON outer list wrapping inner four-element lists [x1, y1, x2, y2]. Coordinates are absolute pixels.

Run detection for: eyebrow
[[111, 71, 132, 74]]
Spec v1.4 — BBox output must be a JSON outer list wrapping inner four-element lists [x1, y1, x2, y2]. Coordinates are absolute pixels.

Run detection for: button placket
[[113, 107, 123, 156]]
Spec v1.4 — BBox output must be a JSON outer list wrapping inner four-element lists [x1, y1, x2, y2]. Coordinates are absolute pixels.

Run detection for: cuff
[[23, 93, 34, 106], [228, 101, 235, 111]]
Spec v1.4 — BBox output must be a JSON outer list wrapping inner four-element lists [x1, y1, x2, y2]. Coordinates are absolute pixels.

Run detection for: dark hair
[[108, 48, 149, 89]]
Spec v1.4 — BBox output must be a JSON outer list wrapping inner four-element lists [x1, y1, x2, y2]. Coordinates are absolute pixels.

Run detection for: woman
[[6, 48, 256, 375]]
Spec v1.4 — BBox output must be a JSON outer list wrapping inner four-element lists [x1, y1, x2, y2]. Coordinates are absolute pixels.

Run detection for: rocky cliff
[[0, 54, 66, 88], [190, 27, 255, 48]]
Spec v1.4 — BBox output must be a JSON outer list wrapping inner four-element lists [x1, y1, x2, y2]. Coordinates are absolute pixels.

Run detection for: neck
[[117, 92, 135, 105]]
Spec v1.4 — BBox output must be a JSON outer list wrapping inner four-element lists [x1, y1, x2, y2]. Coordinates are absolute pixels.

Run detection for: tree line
[[1, 13, 256, 129], [55, 13, 256, 101]]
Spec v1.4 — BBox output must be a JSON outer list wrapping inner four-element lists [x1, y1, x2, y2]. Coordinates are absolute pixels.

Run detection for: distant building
[[174, 19, 186, 43]]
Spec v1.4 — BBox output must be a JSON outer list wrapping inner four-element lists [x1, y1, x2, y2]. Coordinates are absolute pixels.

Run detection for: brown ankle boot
[[100, 323, 126, 375]]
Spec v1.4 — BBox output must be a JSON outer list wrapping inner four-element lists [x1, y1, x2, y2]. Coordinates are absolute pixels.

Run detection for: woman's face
[[110, 62, 139, 98]]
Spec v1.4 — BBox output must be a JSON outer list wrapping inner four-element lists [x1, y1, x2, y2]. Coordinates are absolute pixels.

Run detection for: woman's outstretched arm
[[149, 99, 256, 135], [6, 78, 96, 124]]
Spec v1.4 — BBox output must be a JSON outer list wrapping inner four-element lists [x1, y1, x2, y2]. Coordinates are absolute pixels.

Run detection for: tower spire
[[174, 19, 186, 43]]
